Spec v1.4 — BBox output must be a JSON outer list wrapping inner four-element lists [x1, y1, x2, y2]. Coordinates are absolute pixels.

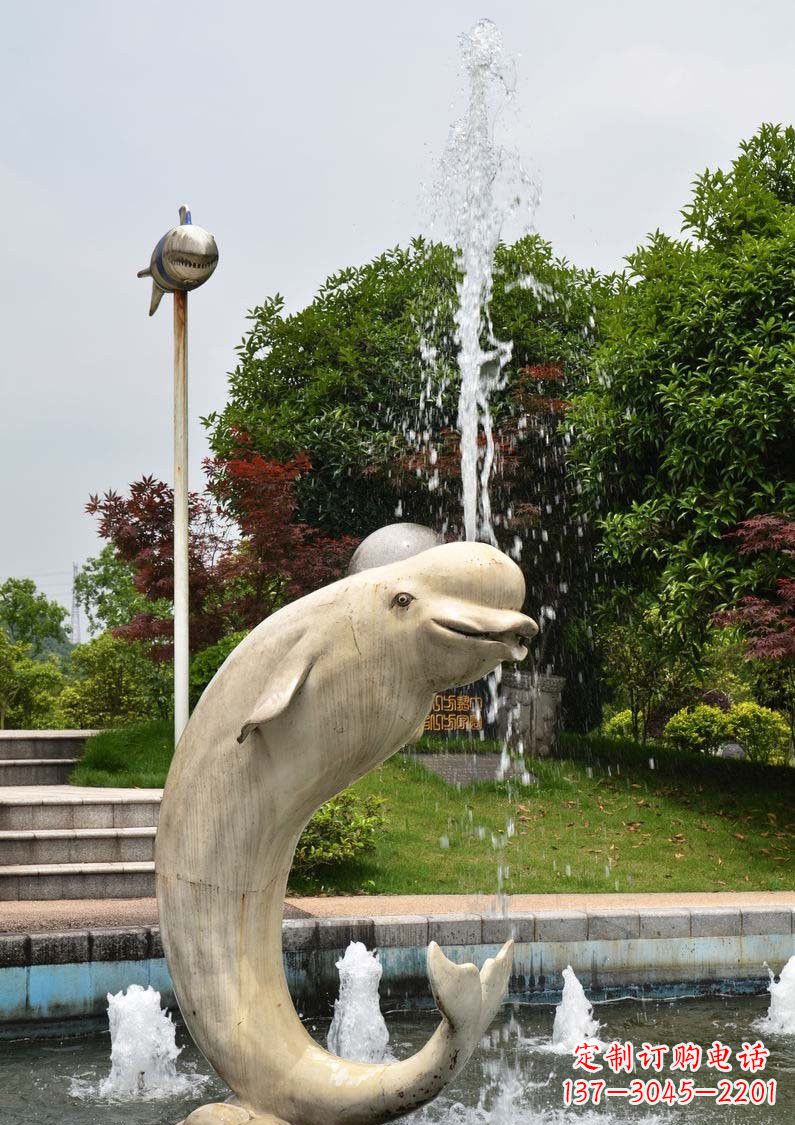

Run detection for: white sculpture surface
[[156, 542, 537, 1125]]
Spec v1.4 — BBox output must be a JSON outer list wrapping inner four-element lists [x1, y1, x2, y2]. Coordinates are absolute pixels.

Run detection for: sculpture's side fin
[[237, 650, 313, 744], [148, 280, 165, 317]]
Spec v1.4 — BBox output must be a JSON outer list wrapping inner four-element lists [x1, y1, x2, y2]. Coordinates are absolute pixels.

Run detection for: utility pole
[[138, 206, 218, 744]]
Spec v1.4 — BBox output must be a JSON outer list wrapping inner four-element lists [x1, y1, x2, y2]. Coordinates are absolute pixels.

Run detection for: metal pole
[[138, 205, 216, 740], [173, 289, 189, 744]]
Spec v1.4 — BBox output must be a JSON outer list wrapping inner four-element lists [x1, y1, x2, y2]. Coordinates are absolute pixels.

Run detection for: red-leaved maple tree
[[715, 514, 795, 743], [87, 432, 358, 659]]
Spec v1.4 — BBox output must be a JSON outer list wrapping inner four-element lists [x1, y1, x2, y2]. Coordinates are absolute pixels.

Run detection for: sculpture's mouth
[[165, 251, 218, 271], [432, 614, 536, 662]]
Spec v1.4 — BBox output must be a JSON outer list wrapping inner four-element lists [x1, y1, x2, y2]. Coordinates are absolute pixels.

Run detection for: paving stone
[[588, 911, 640, 941], [373, 915, 428, 948], [0, 933, 28, 967], [118, 835, 156, 863], [482, 912, 535, 944], [638, 909, 691, 940], [741, 907, 792, 936], [89, 928, 149, 962], [0, 761, 78, 786], [0, 873, 19, 901], [72, 804, 113, 830], [282, 918, 318, 952], [148, 927, 164, 959], [534, 911, 588, 943], [29, 930, 89, 965], [113, 802, 160, 828], [316, 917, 375, 950], [412, 754, 535, 787], [690, 908, 741, 937], [428, 914, 482, 945], [0, 733, 93, 761], [16, 873, 59, 900]]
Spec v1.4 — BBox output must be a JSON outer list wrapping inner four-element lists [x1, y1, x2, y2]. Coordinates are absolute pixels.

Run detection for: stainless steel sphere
[[348, 523, 441, 575]]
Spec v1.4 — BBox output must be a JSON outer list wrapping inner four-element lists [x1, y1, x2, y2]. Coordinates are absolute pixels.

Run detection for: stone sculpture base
[[496, 670, 566, 757]]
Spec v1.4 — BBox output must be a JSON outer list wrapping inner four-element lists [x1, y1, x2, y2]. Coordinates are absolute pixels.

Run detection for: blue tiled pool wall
[[2, 924, 793, 1037]]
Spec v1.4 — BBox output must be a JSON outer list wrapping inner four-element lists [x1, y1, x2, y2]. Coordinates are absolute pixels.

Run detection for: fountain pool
[[3, 993, 793, 1125]]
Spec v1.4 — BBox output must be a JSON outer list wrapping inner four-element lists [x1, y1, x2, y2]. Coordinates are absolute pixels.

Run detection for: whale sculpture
[[156, 541, 537, 1125]]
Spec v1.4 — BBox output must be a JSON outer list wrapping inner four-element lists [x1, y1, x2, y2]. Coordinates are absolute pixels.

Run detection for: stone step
[[0, 861, 155, 900], [0, 759, 79, 786], [0, 787, 162, 831], [0, 827, 156, 866], [0, 731, 99, 761]]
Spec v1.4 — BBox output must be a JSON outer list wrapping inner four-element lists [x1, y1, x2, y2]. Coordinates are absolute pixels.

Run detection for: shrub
[[292, 791, 385, 879], [58, 633, 171, 729], [727, 701, 790, 765], [663, 705, 731, 754], [601, 709, 637, 740], [189, 631, 248, 708]]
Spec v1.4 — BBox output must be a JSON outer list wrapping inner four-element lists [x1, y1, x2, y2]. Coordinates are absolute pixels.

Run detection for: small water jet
[[754, 955, 795, 1035], [550, 965, 601, 1052], [328, 942, 392, 1063], [70, 984, 206, 1102]]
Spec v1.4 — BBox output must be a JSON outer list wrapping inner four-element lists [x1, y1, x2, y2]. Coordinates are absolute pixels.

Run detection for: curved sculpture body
[[156, 542, 537, 1125]]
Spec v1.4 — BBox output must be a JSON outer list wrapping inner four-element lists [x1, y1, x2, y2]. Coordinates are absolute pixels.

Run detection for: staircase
[[0, 732, 160, 900], [0, 731, 90, 786]]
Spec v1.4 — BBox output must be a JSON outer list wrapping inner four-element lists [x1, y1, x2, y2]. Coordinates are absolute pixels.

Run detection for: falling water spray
[[428, 19, 537, 543]]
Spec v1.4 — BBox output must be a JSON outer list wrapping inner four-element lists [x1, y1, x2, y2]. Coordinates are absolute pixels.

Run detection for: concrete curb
[[2, 906, 793, 1033], [1, 905, 792, 967]]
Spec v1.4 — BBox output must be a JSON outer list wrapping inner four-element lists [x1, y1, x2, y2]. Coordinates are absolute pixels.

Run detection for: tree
[[0, 578, 68, 654], [73, 544, 160, 634], [0, 631, 24, 729], [715, 515, 795, 746], [205, 240, 458, 536], [205, 235, 610, 728], [57, 633, 172, 728], [86, 443, 357, 660], [0, 630, 64, 729], [599, 605, 695, 743], [189, 631, 248, 709], [568, 125, 795, 650]]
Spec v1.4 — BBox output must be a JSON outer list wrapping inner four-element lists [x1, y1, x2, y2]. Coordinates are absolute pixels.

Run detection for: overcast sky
[[2, 0, 795, 619]]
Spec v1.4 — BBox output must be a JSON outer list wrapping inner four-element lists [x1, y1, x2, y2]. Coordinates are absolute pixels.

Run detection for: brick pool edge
[[1, 905, 793, 1036]]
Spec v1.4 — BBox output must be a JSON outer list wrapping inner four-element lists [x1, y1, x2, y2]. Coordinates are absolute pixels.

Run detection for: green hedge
[[555, 731, 794, 793], [664, 701, 789, 764]]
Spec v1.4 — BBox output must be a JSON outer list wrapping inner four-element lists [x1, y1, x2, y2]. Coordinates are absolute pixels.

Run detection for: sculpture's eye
[[392, 592, 415, 609]]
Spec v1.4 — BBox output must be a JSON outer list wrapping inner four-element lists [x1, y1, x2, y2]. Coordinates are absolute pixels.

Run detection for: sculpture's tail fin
[[427, 938, 514, 1039], [478, 938, 514, 1033], [427, 941, 482, 1033]]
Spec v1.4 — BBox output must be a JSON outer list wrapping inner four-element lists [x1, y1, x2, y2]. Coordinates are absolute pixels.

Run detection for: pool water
[[1, 993, 793, 1124]]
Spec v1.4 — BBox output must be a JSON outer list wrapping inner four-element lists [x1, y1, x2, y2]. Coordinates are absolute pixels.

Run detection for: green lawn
[[71, 724, 794, 895], [70, 721, 173, 789]]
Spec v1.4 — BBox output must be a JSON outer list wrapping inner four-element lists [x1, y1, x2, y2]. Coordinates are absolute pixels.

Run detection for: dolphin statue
[[156, 541, 537, 1125]]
